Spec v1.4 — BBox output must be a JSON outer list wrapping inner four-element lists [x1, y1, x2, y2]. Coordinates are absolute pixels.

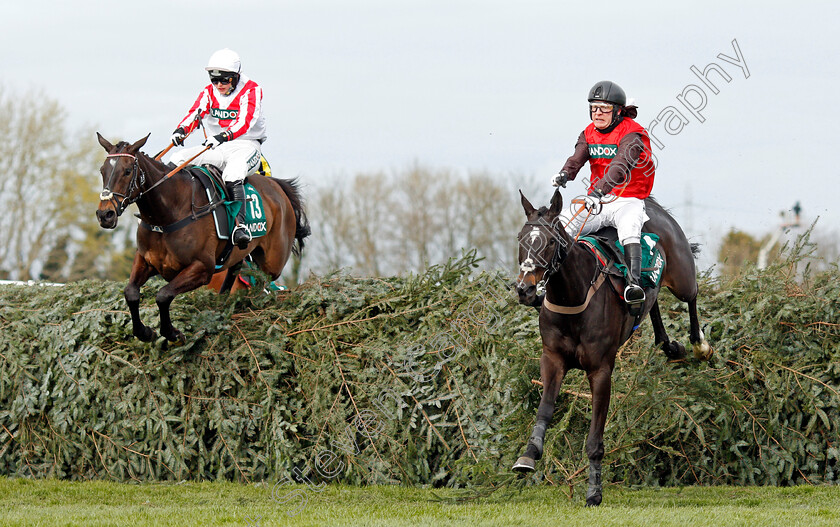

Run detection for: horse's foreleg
[[687, 298, 713, 360], [513, 350, 567, 473], [156, 262, 213, 344], [649, 301, 686, 360], [585, 365, 613, 507], [125, 253, 158, 342]]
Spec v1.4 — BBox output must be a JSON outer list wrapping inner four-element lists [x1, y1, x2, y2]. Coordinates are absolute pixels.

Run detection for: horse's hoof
[[664, 341, 686, 360], [585, 494, 602, 507], [512, 456, 536, 473], [135, 326, 156, 342], [693, 341, 713, 361], [161, 328, 186, 346]]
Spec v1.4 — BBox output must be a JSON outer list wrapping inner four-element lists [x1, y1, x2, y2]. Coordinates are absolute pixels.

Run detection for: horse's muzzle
[[96, 207, 118, 229], [516, 273, 542, 307]]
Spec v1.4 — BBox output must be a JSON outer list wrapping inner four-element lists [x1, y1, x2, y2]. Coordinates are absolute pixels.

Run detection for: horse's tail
[[271, 177, 311, 256], [690, 242, 701, 259]]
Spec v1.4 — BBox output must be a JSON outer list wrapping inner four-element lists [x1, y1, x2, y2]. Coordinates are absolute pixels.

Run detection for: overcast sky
[[4, 0, 839, 271]]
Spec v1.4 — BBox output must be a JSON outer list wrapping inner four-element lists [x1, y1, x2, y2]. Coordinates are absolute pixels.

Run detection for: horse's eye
[[124, 169, 132, 176]]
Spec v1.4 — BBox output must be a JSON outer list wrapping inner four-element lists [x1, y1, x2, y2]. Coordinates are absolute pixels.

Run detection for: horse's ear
[[549, 189, 563, 215], [519, 190, 536, 217], [129, 134, 151, 152], [96, 132, 114, 152]]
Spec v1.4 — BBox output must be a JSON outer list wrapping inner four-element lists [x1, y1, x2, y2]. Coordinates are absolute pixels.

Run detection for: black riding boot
[[226, 180, 252, 249], [623, 242, 646, 305]]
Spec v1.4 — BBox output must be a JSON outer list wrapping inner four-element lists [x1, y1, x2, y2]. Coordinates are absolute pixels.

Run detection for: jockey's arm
[[560, 131, 589, 181]]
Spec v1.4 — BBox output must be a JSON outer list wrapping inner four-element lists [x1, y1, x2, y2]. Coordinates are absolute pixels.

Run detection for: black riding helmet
[[588, 80, 626, 129], [588, 80, 626, 106]]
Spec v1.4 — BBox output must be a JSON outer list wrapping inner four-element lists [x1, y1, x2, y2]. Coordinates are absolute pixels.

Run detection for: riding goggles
[[589, 103, 614, 114]]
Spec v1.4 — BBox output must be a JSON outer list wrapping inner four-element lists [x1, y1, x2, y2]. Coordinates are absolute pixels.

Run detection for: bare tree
[[312, 171, 394, 276], [305, 165, 531, 276], [0, 86, 103, 280]]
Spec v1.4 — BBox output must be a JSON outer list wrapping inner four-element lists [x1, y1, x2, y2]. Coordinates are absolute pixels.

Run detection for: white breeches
[[560, 196, 649, 246], [171, 139, 262, 183]]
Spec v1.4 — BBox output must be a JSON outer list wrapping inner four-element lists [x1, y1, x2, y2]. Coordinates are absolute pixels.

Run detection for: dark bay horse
[[512, 190, 712, 506], [95, 133, 310, 344]]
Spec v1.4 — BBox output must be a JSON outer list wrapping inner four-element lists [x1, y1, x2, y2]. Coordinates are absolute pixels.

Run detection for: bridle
[[519, 217, 570, 292], [99, 153, 146, 217]]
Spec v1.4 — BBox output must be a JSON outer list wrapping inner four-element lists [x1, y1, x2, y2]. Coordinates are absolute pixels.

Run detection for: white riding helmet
[[205, 48, 241, 76]]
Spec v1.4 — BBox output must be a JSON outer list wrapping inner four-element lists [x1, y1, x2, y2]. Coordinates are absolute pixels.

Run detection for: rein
[[521, 217, 608, 315], [144, 145, 212, 196], [99, 145, 210, 218]]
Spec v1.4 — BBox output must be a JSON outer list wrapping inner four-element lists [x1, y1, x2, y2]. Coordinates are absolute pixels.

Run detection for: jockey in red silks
[[169, 48, 267, 249], [551, 80, 656, 306]]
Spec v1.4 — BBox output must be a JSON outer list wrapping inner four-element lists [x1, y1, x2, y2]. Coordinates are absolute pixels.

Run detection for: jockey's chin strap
[[99, 153, 145, 216]]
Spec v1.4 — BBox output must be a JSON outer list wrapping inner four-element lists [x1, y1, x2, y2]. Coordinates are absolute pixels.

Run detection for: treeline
[[1, 238, 839, 491], [0, 87, 131, 282], [305, 166, 538, 276], [0, 86, 538, 282]]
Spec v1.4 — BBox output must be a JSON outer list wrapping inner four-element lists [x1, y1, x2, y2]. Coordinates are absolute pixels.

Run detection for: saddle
[[187, 165, 269, 269], [577, 227, 665, 301]]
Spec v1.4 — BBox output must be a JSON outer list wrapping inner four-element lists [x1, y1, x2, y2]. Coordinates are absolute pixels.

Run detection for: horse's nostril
[[517, 284, 535, 297]]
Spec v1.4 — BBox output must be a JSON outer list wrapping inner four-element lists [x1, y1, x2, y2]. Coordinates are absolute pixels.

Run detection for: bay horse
[[512, 189, 712, 506], [95, 133, 310, 344]]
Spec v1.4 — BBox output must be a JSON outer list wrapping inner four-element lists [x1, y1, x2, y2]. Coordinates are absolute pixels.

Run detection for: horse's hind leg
[[687, 298, 713, 360], [125, 253, 158, 342], [513, 350, 567, 473], [649, 300, 686, 360]]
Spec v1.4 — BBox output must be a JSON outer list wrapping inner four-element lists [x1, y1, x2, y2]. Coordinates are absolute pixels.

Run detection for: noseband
[[99, 153, 146, 216]]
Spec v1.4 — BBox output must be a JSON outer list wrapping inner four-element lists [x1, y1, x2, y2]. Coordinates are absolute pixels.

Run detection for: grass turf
[[1, 478, 839, 526]]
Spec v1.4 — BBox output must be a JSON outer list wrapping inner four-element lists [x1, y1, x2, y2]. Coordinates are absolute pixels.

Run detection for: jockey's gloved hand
[[551, 171, 569, 188], [203, 132, 229, 149], [170, 127, 186, 147], [583, 189, 603, 214]]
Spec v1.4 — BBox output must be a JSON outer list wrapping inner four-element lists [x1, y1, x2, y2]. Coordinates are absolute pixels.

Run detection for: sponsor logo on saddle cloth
[[588, 144, 618, 159], [642, 234, 664, 287]]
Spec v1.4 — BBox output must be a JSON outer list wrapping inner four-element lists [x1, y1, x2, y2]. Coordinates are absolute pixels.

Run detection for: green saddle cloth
[[579, 233, 664, 288], [193, 167, 268, 239]]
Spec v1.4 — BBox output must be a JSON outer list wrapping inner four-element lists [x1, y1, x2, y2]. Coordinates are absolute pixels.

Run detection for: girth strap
[[136, 199, 222, 234], [542, 273, 607, 315]]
